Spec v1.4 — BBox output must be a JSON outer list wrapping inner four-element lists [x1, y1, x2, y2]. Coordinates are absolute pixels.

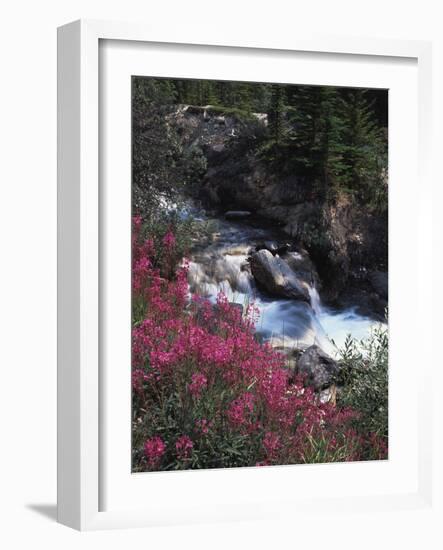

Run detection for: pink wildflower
[[142, 238, 155, 258], [162, 230, 176, 250], [227, 393, 255, 428], [144, 436, 166, 467], [263, 432, 281, 457], [188, 373, 208, 398], [175, 435, 193, 459], [196, 418, 212, 435], [133, 215, 142, 233]]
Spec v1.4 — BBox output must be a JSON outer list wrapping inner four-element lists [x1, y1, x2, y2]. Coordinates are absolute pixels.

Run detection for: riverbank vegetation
[[132, 220, 388, 471]]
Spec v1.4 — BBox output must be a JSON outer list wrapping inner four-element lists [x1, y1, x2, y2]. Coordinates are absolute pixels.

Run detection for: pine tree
[[268, 85, 285, 143], [336, 89, 387, 204], [235, 83, 253, 113], [317, 87, 346, 190], [200, 81, 218, 105]]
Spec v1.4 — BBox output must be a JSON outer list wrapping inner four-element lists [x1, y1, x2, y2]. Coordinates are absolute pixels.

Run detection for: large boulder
[[249, 249, 310, 302], [296, 345, 340, 390]]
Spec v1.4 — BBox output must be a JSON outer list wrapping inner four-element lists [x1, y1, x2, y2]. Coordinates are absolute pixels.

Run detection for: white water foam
[[187, 217, 381, 357]]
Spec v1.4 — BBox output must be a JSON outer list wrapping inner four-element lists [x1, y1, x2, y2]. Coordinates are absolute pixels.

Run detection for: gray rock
[[285, 250, 320, 289], [296, 345, 340, 391], [225, 210, 252, 220], [254, 241, 291, 256], [368, 271, 388, 300], [255, 240, 279, 254], [211, 143, 225, 153], [249, 249, 310, 302]]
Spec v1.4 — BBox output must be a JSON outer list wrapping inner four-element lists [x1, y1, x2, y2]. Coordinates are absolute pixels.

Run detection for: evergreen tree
[[336, 89, 387, 205], [268, 85, 285, 143], [317, 87, 346, 191], [201, 80, 219, 105], [234, 82, 253, 112], [286, 86, 326, 161]]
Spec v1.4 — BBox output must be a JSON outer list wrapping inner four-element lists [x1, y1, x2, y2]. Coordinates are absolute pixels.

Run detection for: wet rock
[[296, 345, 340, 391], [255, 241, 291, 256], [255, 240, 279, 255], [249, 249, 310, 302], [285, 250, 320, 289], [225, 210, 252, 220]]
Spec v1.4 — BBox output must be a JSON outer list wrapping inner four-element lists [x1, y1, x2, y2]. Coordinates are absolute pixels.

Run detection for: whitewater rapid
[[187, 214, 381, 358]]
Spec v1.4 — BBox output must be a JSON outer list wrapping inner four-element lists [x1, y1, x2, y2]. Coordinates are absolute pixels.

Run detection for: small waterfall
[[308, 285, 322, 316], [188, 247, 254, 306]]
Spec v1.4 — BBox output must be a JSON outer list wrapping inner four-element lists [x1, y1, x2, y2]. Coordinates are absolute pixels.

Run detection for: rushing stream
[[180, 203, 381, 358]]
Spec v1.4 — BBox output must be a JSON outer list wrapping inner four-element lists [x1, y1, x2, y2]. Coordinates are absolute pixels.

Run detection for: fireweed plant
[[132, 216, 387, 472]]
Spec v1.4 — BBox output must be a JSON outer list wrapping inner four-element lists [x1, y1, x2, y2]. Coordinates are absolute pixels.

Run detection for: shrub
[[132, 217, 387, 471], [336, 325, 388, 454]]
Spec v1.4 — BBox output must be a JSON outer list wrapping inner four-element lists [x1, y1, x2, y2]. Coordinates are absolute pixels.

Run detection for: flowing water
[[181, 203, 381, 358]]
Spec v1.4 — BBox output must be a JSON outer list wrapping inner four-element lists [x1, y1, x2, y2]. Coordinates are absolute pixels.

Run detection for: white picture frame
[[57, 19, 435, 531]]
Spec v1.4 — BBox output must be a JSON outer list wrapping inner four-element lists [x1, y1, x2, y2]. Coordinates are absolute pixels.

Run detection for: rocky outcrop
[[225, 210, 251, 220], [169, 105, 388, 314], [368, 271, 388, 300], [296, 345, 340, 391], [248, 249, 310, 302]]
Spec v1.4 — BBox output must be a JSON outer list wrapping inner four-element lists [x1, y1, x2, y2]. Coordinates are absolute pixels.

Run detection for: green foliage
[[299, 431, 362, 464], [262, 86, 387, 210], [132, 78, 206, 219], [205, 104, 256, 121], [133, 379, 262, 471], [268, 84, 285, 143], [336, 323, 389, 440], [334, 90, 388, 209], [297, 218, 330, 250], [168, 79, 275, 114]]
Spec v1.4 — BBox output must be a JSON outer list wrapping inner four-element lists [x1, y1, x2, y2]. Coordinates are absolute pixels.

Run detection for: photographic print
[[131, 77, 388, 472]]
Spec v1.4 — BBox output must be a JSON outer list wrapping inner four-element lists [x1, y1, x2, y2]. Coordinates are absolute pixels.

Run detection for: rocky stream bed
[[184, 206, 386, 395]]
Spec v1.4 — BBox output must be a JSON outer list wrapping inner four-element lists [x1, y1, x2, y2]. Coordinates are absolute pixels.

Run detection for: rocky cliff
[[170, 105, 388, 318]]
